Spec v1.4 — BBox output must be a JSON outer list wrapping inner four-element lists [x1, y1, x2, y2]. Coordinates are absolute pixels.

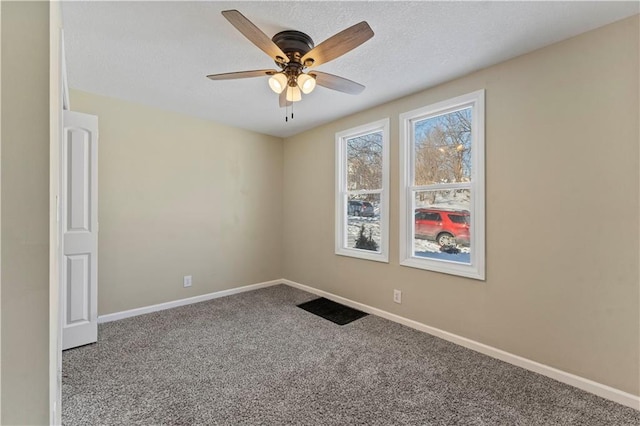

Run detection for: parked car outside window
[[360, 201, 374, 217], [348, 200, 375, 217], [415, 208, 470, 247], [348, 200, 363, 216]]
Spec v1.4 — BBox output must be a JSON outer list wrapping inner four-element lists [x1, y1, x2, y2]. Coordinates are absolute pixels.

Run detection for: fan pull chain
[[285, 100, 294, 123]]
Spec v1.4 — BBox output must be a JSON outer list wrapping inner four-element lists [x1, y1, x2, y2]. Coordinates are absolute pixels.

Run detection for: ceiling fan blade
[[311, 71, 365, 95], [206, 69, 277, 80], [279, 90, 293, 108], [222, 10, 289, 64], [301, 21, 373, 68]]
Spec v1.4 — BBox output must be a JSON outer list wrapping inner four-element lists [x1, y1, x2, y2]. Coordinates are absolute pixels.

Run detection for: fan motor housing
[[272, 30, 314, 59]]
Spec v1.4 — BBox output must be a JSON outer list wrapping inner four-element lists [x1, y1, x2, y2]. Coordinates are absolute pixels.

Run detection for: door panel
[[67, 128, 91, 231], [62, 111, 98, 350], [66, 254, 90, 324]]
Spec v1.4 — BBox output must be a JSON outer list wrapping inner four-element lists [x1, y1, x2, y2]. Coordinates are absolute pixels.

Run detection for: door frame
[[49, 2, 64, 424]]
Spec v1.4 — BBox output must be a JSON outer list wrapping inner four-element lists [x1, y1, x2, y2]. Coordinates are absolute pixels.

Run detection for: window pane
[[347, 193, 380, 252], [347, 131, 383, 190], [336, 118, 389, 263], [413, 107, 472, 186], [413, 189, 471, 264]]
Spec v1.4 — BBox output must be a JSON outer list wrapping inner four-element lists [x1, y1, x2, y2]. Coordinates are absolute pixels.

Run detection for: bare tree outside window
[[347, 132, 383, 193], [414, 108, 472, 188]]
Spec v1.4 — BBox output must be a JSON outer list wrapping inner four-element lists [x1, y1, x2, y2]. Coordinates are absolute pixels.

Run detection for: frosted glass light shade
[[268, 73, 287, 94], [297, 73, 316, 94], [285, 85, 302, 102]]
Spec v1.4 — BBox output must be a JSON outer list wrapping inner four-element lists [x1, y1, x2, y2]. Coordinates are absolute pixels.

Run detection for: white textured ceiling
[[62, 1, 639, 138]]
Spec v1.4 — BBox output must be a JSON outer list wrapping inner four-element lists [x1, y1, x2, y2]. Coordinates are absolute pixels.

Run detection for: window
[[400, 90, 485, 279], [336, 118, 389, 262]]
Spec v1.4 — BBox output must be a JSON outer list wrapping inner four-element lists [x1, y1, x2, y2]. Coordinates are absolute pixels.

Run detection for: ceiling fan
[[207, 10, 374, 111]]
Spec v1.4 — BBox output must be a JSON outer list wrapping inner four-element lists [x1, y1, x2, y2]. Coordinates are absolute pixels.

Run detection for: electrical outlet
[[183, 275, 192, 288], [393, 289, 402, 304]]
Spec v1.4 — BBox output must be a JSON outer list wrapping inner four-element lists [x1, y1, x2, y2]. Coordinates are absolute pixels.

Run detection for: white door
[[62, 111, 98, 350]]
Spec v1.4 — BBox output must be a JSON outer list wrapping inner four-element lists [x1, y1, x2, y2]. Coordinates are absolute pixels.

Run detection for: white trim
[[335, 118, 390, 263], [399, 90, 485, 280], [98, 280, 282, 324], [50, 3, 64, 424], [61, 28, 69, 111], [281, 279, 640, 411], [0, 4, 3, 422]]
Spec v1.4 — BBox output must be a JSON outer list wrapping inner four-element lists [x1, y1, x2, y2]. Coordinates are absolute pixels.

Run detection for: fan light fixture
[[285, 85, 302, 102], [268, 73, 287, 94], [297, 73, 316, 94], [269, 72, 316, 98]]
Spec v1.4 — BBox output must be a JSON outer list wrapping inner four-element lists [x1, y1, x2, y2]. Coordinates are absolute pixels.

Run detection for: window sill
[[336, 248, 389, 263], [400, 257, 484, 280]]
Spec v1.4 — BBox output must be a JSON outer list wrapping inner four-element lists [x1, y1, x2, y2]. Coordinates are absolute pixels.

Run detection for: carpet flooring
[[62, 285, 640, 425]]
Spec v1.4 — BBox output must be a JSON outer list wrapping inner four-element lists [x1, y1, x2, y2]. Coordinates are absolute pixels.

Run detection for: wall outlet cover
[[183, 275, 193, 287]]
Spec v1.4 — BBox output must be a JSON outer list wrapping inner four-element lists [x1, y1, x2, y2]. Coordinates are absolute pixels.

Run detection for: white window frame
[[335, 118, 390, 262], [399, 90, 485, 280]]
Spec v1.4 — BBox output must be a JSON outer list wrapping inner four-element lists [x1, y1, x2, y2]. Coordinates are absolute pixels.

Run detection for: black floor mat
[[297, 297, 368, 325]]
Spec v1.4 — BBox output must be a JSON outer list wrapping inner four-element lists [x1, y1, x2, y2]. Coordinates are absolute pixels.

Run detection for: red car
[[415, 208, 470, 247]]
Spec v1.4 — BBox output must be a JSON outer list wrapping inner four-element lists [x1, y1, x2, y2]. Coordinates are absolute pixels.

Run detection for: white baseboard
[[281, 279, 640, 411], [98, 279, 282, 324]]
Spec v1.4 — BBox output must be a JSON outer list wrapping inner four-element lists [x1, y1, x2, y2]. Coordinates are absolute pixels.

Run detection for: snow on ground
[[347, 216, 381, 249], [348, 215, 471, 264], [415, 190, 470, 212], [414, 239, 470, 254], [414, 243, 471, 263]]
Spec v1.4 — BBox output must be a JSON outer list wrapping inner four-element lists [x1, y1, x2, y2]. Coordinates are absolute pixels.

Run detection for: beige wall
[[1, 1, 51, 424], [283, 16, 640, 395], [69, 91, 283, 315]]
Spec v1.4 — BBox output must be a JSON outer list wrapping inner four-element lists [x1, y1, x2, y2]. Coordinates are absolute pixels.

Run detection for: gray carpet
[[62, 285, 640, 425]]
